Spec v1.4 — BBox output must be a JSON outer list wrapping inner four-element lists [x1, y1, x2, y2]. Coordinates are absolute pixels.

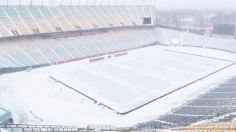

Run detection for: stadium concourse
[[0, 2, 236, 132]]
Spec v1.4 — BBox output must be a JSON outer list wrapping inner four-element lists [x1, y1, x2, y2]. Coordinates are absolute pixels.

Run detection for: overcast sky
[[152, 0, 236, 9], [1, 0, 236, 9]]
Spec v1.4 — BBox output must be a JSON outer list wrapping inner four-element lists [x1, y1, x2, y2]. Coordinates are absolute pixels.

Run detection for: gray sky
[[152, 0, 236, 9], [1, 0, 236, 9]]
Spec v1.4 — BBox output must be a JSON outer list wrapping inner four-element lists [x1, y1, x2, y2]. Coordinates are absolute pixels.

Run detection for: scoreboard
[[213, 24, 235, 36]]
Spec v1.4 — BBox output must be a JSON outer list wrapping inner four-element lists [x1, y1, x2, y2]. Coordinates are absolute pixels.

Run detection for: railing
[[0, 124, 81, 132], [0, 124, 142, 132]]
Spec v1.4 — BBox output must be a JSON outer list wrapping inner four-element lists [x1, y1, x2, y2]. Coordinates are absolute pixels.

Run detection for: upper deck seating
[[0, 6, 155, 37]]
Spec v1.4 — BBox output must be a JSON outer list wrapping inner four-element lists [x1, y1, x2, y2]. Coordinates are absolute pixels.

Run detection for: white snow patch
[[0, 46, 236, 127]]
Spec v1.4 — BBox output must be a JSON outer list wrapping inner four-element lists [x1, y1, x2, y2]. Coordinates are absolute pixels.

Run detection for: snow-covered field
[[50, 46, 232, 113], [0, 45, 236, 127]]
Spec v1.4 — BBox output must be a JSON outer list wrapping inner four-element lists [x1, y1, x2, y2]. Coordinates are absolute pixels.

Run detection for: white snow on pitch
[[50, 45, 231, 112], [0, 45, 236, 127]]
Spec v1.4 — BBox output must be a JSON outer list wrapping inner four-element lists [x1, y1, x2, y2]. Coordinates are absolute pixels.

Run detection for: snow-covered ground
[[165, 46, 236, 62], [0, 45, 236, 127], [50, 46, 231, 112]]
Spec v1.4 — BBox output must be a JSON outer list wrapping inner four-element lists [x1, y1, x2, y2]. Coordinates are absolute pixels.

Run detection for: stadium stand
[[0, 28, 157, 70], [184, 121, 236, 132], [1, 4, 236, 131], [0, 5, 157, 72], [155, 27, 236, 53], [2, 6, 236, 73], [137, 76, 236, 129], [0, 6, 155, 37]]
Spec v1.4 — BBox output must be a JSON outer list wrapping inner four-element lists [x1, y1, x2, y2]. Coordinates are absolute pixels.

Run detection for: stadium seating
[[137, 76, 236, 129], [0, 5, 157, 70], [184, 121, 236, 132], [218, 114, 236, 122], [1, 5, 236, 131], [0, 29, 156, 69], [154, 27, 236, 53], [0, 6, 155, 37]]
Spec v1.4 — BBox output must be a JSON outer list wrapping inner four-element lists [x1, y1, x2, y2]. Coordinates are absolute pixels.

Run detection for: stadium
[[0, 0, 236, 131]]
